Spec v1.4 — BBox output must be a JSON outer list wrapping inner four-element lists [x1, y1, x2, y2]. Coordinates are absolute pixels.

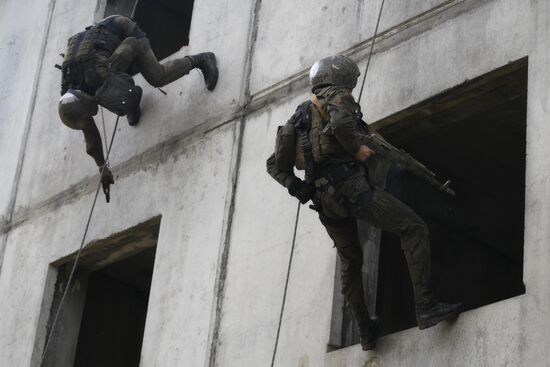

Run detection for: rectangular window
[[329, 58, 527, 348], [104, 0, 137, 18], [104, 0, 195, 61], [133, 0, 195, 60], [39, 217, 161, 367]]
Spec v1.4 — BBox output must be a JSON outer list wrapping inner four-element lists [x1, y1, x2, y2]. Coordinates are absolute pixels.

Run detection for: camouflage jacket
[[266, 85, 368, 188]]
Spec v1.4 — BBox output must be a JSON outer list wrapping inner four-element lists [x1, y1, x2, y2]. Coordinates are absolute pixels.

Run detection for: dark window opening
[[133, 0, 195, 60], [40, 217, 160, 367], [104, 0, 137, 18], [103, 0, 195, 61], [72, 248, 155, 367], [329, 59, 527, 348]]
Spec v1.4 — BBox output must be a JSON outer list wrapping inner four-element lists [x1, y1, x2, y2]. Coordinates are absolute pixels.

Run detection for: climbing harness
[[40, 114, 120, 365]]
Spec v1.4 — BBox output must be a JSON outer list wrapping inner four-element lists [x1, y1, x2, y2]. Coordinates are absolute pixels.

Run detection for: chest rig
[[61, 17, 124, 94]]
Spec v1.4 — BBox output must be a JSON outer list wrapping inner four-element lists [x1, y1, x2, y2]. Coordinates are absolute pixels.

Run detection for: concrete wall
[[0, 0, 54, 227], [0, 0, 548, 366]]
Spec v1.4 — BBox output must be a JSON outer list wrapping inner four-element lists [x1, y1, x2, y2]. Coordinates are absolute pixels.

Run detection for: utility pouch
[[95, 72, 141, 116]]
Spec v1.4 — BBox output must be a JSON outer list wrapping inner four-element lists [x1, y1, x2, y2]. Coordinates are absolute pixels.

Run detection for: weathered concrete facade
[[0, 0, 546, 366]]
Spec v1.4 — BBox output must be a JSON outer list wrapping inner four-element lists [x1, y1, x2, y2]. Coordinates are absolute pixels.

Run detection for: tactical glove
[[288, 178, 315, 204]]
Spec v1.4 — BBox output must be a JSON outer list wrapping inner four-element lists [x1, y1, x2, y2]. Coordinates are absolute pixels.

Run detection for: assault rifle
[[363, 133, 456, 196]]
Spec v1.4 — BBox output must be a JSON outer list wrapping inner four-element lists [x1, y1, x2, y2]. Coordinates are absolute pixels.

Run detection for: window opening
[[133, 0, 195, 60], [329, 58, 527, 349], [39, 217, 160, 367], [103, 0, 195, 61], [104, 0, 137, 18], [72, 247, 155, 367]]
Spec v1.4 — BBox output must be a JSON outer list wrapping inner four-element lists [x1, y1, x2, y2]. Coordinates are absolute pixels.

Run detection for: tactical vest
[[294, 98, 348, 170], [286, 101, 346, 182], [61, 17, 124, 94]]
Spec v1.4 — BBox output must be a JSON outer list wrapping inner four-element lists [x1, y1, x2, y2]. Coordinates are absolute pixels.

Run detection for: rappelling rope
[[100, 107, 110, 156], [40, 114, 120, 365], [357, 0, 386, 105], [270, 1, 386, 364], [270, 203, 301, 367]]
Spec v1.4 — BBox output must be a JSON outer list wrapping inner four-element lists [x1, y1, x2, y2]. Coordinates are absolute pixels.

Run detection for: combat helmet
[[309, 55, 360, 90], [58, 89, 99, 129]]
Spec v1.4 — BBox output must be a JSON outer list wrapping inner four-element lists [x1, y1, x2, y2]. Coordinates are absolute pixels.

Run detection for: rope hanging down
[[100, 107, 110, 154], [40, 114, 120, 365], [270, 203, 301, 367], [357, 0, 386, 105]]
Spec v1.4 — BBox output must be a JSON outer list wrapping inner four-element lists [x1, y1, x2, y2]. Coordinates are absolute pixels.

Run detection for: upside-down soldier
[[58, 15, 219, 199]]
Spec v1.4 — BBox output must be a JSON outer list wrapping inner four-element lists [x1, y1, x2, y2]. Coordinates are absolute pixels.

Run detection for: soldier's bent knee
[[401, 219, 429, 251]]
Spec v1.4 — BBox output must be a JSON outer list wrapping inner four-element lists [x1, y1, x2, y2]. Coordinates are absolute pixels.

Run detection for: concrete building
[[0, 0, 546, 366]]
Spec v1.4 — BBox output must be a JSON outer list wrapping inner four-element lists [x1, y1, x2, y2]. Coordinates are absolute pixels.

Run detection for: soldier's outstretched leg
[[361, 189, 462, 330], [135, 39, 218, 91], [323, 218, 380, 350], [108, 37, 219, 126]]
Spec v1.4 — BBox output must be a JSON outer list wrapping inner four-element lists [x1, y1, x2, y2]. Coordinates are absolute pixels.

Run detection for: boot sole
[[205, 53, 218, 91], [361, 317, 380, 351], [361, 342, 376, 351], [206, 68, 219, 91], [417, 309, 460, 330]]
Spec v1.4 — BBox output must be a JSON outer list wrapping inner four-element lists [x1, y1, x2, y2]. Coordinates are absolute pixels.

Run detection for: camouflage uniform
[[266, 86, 437, 345]]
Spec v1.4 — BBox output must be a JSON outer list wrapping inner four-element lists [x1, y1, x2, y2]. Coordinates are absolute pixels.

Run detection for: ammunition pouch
[[95, 72, 141, 116]]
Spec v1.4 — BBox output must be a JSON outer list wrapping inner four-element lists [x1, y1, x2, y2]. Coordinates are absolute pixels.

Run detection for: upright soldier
[[266, 55, 462, 350], [58, 15, 219, 195]]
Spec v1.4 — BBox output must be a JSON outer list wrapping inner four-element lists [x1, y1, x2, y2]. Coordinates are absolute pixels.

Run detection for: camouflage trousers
[[318, 170, 434, 326]]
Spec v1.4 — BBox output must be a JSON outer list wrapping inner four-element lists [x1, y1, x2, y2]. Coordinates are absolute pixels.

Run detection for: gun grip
[[103, 185, 110, 203]]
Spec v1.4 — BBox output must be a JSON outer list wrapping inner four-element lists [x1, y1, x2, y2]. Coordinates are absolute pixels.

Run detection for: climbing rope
[[40, 114, 120, 365], [100, 107, 110, 155], [357, 0, 387, 105], [270, 203, 301, 367], [270, 1, 386, 365]]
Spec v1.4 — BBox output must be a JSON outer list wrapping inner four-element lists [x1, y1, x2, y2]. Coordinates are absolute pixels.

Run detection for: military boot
[[127, 86, 142, 126], [359, 316, 380, 351], [416, 301, 462, 330], [349, 300, 380, 351], [187, 52, 219, 91]]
